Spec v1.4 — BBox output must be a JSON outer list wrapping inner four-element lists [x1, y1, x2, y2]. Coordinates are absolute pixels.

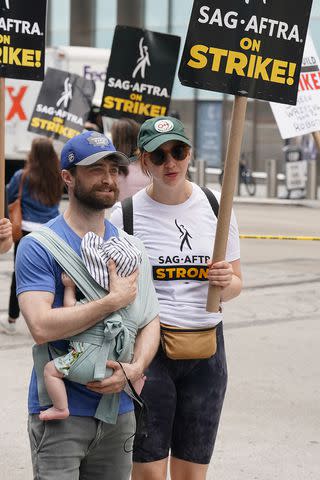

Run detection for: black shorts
[[133, 322, 228, 465]]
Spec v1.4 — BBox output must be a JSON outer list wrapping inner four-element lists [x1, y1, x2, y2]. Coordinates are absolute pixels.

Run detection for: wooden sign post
[[206, 95, 247, 311], [178, 0, 313, 312], [312, 131, 320, 152], [0, 79, 5, 218]]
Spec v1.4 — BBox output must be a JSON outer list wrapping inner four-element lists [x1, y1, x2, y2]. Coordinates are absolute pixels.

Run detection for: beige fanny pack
[[160, 323, 217, 360]]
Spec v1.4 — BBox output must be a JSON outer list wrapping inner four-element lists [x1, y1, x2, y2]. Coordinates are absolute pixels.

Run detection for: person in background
[[111, 118, 150, 201], [0, 137, 63, 335], [110, 116, 242, 480], [86, 105, 104, 133]]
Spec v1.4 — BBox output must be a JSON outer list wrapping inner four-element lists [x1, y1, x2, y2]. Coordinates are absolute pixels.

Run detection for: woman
[[110, 116, 242, 480], [0, 137, 63, 335], [111, 117, 150, 201]]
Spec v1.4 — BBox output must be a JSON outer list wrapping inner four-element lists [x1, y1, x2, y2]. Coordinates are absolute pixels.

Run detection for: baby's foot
[[39, 407, 70, 421]]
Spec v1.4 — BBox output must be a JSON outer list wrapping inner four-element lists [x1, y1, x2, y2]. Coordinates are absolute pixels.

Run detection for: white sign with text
[[270, 35, 320, 139]]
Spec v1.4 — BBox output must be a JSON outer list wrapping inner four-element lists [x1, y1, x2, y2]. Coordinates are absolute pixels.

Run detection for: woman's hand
[[207, 260, 234, 288]]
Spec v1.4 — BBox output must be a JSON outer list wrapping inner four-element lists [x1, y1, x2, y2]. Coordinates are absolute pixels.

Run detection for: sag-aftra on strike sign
[[0, 0, 47, 81], [101, 26, 180, 122], [179, 0, 313, 105]]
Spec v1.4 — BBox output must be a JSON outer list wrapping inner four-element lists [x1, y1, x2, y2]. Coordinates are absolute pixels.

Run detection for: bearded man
[[15, 131, 160, 480]]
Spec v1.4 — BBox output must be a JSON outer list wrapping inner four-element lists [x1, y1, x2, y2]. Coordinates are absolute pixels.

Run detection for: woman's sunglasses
[[149, 144, 190, 166]]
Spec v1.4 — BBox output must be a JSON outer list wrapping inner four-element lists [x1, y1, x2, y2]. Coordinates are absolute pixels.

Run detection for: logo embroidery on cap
[[68, 152, 75, 163], [87, 132, 110, 147], [154, 119, 174, 133]]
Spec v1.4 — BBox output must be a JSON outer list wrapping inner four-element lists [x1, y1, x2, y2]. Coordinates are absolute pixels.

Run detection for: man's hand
[[86, 360, 145, 395], [106, 260, 139, 310]]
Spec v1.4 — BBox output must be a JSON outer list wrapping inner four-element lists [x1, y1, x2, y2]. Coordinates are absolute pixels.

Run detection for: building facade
[[47, 0, 320, 172]]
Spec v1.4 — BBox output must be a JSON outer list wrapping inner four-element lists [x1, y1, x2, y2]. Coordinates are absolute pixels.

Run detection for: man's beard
[[73, 181, 119, 210]]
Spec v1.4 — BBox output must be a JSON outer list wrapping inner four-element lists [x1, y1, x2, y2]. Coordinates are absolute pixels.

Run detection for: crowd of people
[[1, 115, 242, 480]]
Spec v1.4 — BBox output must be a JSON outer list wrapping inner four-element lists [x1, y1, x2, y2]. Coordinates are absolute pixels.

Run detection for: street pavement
[[1, 189, 320, 479]]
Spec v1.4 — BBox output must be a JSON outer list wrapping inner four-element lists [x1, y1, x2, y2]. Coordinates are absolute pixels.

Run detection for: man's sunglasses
[[149, 144, 190, 166]]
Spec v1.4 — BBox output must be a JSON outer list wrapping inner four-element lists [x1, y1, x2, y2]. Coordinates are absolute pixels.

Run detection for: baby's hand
[[61, 272, 75, 288]]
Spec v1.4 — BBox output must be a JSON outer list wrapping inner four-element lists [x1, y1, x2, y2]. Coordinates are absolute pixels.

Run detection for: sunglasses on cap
[[148, 144, 190, 166]]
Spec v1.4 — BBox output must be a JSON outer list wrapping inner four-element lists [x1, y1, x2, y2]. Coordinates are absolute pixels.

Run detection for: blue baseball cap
[[61, 131, 129, 170]]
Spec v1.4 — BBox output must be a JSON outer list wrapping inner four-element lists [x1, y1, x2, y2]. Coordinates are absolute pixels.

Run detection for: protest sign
[[0, 0, 47, 216], [28, 68, 95, 143], [179, 0, 313, 105], [178, 0, 313, 312], [100, 25, 180, 122], [270, 35, 320, 139], [0, 0, 47, 81]]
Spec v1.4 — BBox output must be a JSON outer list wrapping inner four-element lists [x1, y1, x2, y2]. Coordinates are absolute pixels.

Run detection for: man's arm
[[19, 260, 139, 344], [86, 315, 160, 394]]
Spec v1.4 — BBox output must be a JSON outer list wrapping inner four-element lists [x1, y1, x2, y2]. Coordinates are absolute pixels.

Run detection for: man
[[15, 131, 160, 480]]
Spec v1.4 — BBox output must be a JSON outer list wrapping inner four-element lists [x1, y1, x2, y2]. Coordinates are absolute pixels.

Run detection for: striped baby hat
[[81, 232, 142, 291]]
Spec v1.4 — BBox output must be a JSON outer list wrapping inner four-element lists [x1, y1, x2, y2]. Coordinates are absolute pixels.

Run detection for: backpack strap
[[201, 186, 219, 219], [121, 196, 133, 235], [121, 188, 219, 235]]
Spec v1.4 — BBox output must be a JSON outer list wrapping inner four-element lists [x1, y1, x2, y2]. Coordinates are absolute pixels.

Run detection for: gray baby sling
[[30, 226, 137, 424]]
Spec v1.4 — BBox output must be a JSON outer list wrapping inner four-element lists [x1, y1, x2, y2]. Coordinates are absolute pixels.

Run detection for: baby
[[39, 232, 142, 421]]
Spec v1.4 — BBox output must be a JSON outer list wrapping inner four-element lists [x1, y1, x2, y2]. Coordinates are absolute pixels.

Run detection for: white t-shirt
[[110, 183, 240, 329]]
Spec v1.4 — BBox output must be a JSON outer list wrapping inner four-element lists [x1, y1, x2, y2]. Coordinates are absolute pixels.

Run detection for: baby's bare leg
[[39, 361, 70, 421], [61, 272, 77, 308]]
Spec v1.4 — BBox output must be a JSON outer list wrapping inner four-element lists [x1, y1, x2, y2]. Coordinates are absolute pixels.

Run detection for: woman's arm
[[207, 258, 242, 303]]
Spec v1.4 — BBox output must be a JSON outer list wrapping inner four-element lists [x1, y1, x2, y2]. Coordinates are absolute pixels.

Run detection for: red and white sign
[[270, 34, 320, 139]]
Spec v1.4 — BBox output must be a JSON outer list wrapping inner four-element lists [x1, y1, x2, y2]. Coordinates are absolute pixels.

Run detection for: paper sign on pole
[[178, 0, 313, 105], [178, 0, 313, 312], [27, 68, 95, 143], [270, 34, 320, 139], [0, 0, 47, 81], [100, 26, 180, 122]]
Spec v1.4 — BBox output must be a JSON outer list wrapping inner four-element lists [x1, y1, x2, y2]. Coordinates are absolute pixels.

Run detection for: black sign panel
[[28, 68, 95, 143], [179, 0, 313, 105], [0, 0, 47, 80], [100, 25, 181, 122]]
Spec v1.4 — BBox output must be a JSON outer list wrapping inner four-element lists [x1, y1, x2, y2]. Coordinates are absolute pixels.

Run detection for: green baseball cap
[[137, 116, 192, 152]]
